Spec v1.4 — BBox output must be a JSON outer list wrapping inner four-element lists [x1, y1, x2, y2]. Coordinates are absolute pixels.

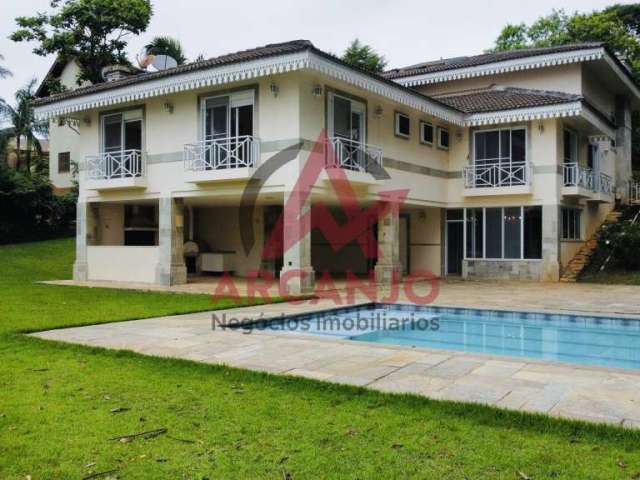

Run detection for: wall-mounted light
[[455, 130, 463, 142], [163, 101, 174, 114], [419, 210, 427, 221], [311, 84, 323, 97], [270, 82, 279, 97], [82, 116, 91, 126], [538, 122, 544, 134], [373, 105, 384, 118]]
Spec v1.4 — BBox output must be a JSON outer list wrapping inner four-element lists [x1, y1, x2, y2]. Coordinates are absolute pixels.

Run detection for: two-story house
[[34, 40, 640, 294]]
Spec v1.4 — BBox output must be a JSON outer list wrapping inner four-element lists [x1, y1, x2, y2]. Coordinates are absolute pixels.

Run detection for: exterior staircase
[[559, 209, 623, 282]]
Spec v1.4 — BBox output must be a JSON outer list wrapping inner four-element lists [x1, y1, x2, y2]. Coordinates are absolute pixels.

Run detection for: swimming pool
[[239, 303, 640, 370]]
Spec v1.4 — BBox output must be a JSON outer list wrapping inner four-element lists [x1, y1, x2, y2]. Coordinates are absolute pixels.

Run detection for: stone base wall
[[462, 259, 542, 281]]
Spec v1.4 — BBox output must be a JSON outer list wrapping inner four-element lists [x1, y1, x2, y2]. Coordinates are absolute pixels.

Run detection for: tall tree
[[10, 0, 153, 86], [145, 36, 187, 65], [0, 79, 49, 174], [341, 39, 387, 73], [0, 54, 11, 79]]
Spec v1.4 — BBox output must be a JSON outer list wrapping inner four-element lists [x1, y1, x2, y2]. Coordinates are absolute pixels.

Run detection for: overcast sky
[[0, 0, 632, 103]]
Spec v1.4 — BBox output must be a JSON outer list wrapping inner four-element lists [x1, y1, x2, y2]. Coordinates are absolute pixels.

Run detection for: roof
[[434, 86, 581, 114], [383, 43, 606, 79], [34, 40, 316, 106]]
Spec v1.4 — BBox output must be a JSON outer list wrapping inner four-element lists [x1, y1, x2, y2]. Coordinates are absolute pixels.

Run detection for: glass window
[[564, 129, 577, 163], [523, 206, 542, 259], [420, 121, 433, 145], [438, 127, 449, 149], [58, 152, 70, 173], [446, 209, 463, 221], [503, 207, 522, 259], [466, 208, 483, 258], [395, 112, 410, 138], [562, 208, 581, 240], [474, 128, 526, 165], [485, 208, 503, 258]]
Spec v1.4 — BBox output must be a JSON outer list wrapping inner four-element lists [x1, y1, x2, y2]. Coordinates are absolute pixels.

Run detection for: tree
[[491, 7, 640, 170], [341, 39, 387, 73], [0, 54, 11, 79], [491, 8, 640, 75], [0, 79, 49, 174], [145, 36, 187, 65], [10, 0, 153, 85]]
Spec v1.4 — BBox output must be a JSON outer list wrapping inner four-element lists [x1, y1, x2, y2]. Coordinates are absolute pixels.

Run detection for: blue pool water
[[241, 304, 640, 370]]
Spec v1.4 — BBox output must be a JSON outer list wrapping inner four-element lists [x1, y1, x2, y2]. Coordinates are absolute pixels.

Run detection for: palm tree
[[145, 36, 187, 65], [0, 79, 48, 174], [0, 53, 11, 79]]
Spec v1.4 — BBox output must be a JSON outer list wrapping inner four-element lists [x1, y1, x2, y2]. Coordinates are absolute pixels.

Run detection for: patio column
[[279, 189, 315, 296], [155, 197, 187, 286], [374, 202, 402, 284], [73, 201, 98, 281], [616, 96, 632, 203], [540, 204, 560, 282]]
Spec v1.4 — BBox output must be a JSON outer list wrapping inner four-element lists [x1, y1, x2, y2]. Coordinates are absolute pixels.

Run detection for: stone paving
[[32, 278, 640, 428]]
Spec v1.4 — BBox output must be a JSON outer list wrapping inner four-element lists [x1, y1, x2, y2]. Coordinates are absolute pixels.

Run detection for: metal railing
[[184, 135, 259, 172], [326, 136, 383, 173], [463, 161, 530, 188], [86, 149, 144, 180], [598, 172, 614, 196], [563, 163, 614, 195], [563, 163, 595, 190]]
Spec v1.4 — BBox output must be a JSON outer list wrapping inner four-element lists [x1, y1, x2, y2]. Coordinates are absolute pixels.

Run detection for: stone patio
[[32, 279, 640, 428]]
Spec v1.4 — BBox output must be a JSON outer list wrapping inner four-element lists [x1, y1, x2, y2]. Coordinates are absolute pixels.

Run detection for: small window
[[437, 127, 450, 150], [58, 152, 71, 173], [420, 121, 434, 145], [395, 112, 410, 139], [562, 208, 581, 240]]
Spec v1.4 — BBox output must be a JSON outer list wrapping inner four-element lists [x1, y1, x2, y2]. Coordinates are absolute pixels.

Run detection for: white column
[[279, 189, 315, 295], [155, 197, 187, 286], [374, 202, 402, 284], [616, 96, 632, 202], [73, 201, 98, 281], [540, 204, 560, 282]]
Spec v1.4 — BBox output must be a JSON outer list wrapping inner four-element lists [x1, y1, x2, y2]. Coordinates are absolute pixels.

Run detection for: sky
[[0, 0, 633, 104]]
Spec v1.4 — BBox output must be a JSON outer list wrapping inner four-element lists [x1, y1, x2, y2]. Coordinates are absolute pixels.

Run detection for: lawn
[[581, 269, 640, 285], [2, 239, 640, 479]]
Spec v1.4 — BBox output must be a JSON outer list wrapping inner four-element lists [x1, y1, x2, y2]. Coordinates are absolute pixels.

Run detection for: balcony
[[562, 163, 614, 203], [325, 136, 384, 183], [462, 161, 532, 196], [85, 149, 147, 190], [183, 135, 260, 183]]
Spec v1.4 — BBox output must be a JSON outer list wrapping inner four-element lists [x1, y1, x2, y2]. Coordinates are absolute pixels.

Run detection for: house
[[33, 40, 640, 293], [0, 128, 49, 172]]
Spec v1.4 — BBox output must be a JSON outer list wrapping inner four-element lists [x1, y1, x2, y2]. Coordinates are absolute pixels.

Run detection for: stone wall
[[462, 259, 542, 281]]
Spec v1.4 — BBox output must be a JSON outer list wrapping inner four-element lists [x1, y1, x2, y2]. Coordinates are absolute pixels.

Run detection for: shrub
[[599, 220, 640, 270], [0, 164, 76, 244]]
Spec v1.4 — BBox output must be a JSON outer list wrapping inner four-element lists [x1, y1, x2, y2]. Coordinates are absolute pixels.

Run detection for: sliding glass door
[[101, 112, 143, 178]]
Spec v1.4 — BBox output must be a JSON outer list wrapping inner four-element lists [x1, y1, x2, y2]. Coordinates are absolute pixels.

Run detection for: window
[[465, 208, 483, 258], [562, 208, 581, 240], [58, 152, 70, 173], [395, 112, 410, 138], [437, 127, 449, 150], [328, 92, 367, 171], [102, 111, 143, 153], [464, 206, 542, 260], [563, 129, 578, 164], [474, 128, 526, 166], [420, 121, 433, 145]]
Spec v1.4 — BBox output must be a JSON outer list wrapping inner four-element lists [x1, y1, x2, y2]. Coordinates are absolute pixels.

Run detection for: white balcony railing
[[326, 136, 383, 173], [563, 163, 595, 190], [184, 135, 259, 172], [86, 149, 144, 180], [563, 163, 614, 196], [463, 161, 530, 188], [598, 172, 614, 196]]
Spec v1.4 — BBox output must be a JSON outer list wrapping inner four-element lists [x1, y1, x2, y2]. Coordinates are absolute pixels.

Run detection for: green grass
[[2, 239, 640, 479], [581, 269, 640, 286]]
